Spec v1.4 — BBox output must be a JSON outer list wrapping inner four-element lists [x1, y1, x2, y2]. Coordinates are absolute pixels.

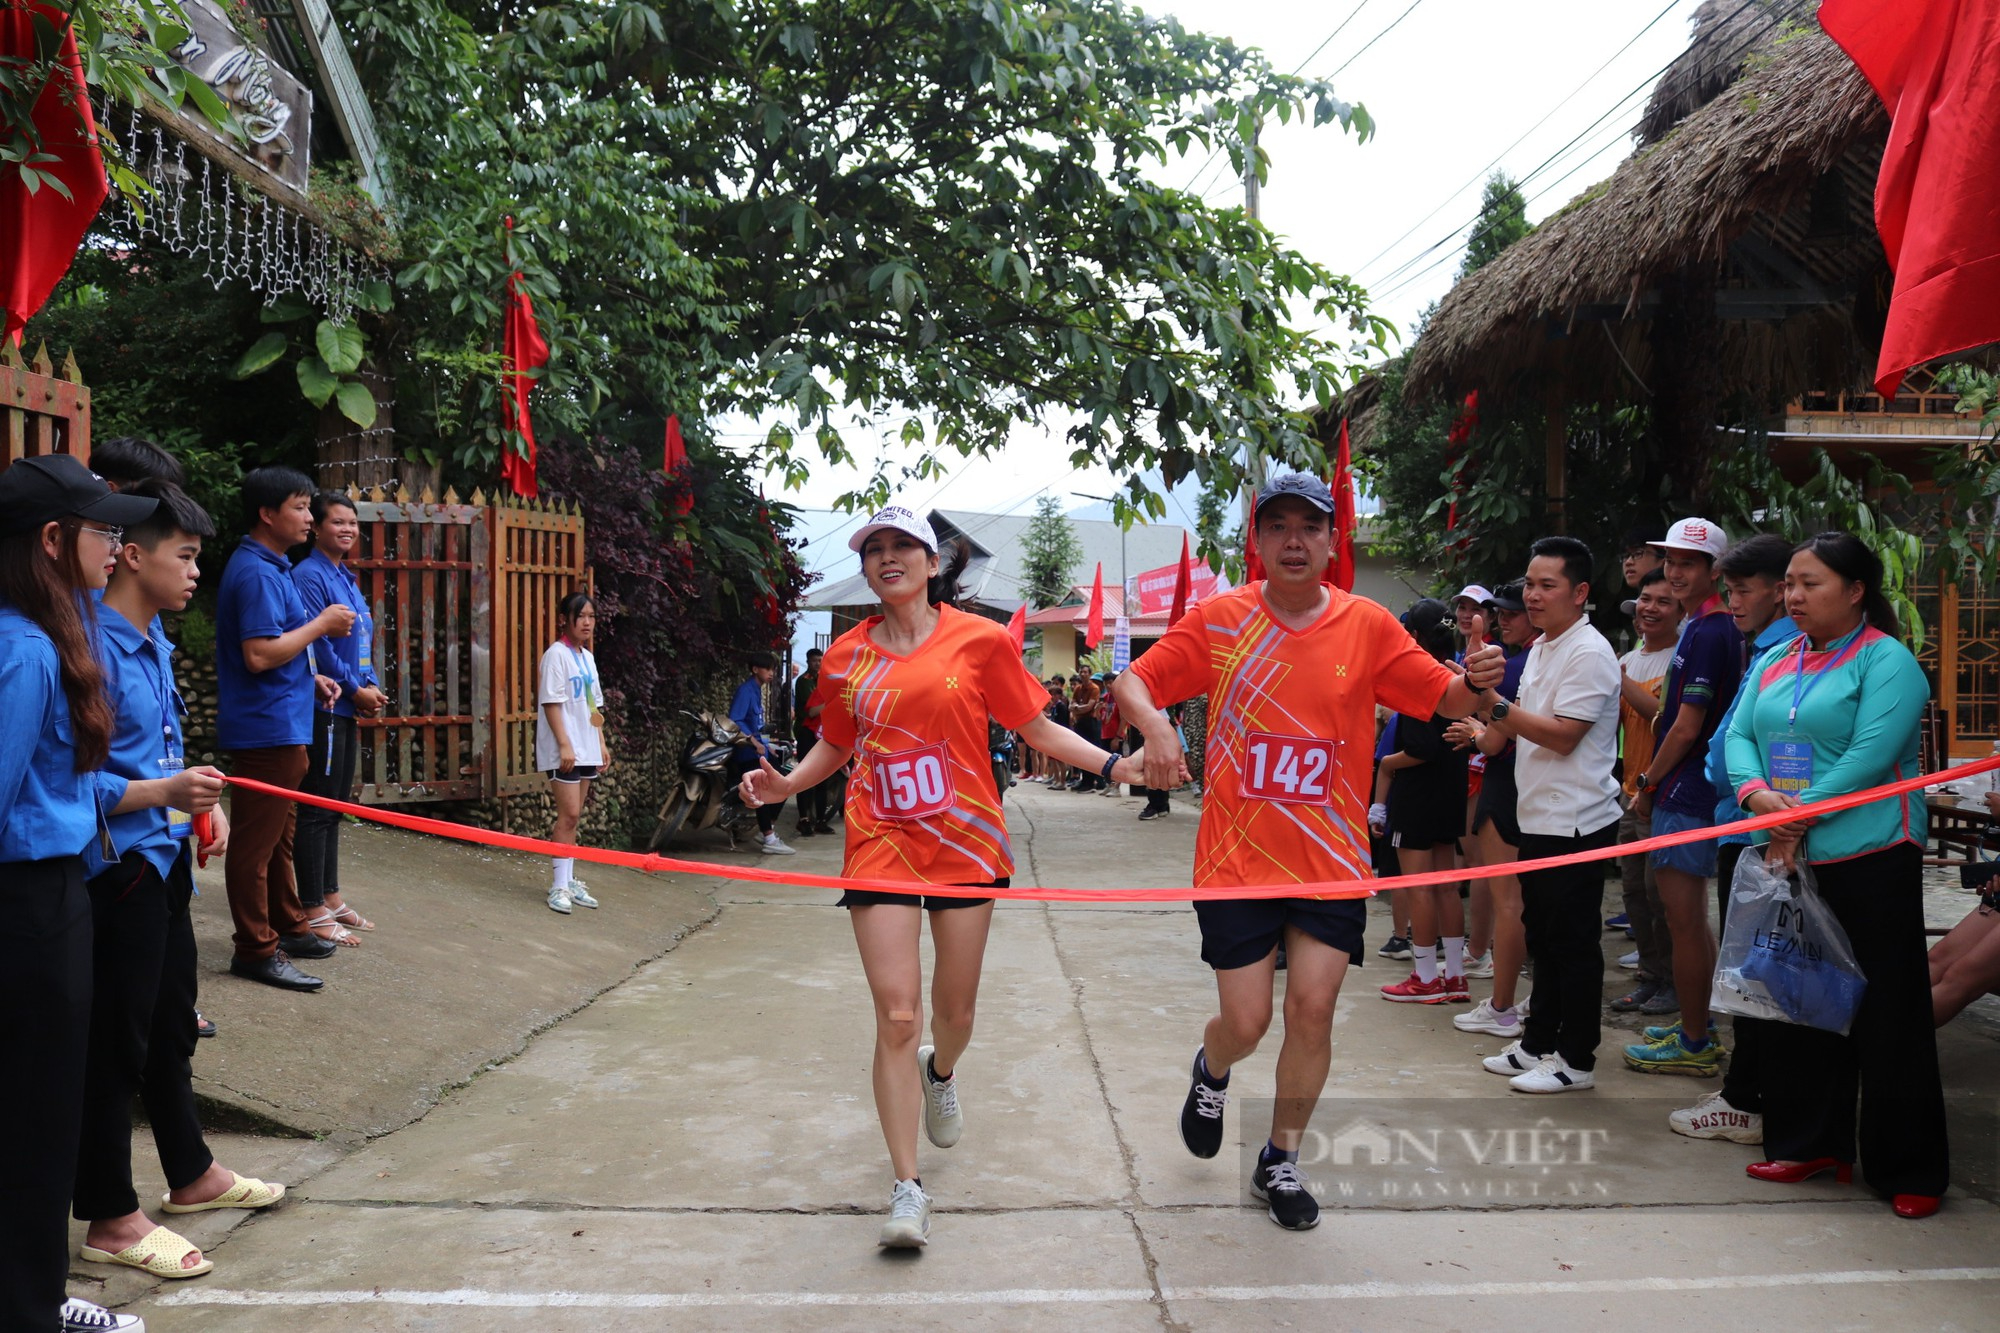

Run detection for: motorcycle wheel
[[992, 758, 1010, 799], [649, 784, 697, 850]]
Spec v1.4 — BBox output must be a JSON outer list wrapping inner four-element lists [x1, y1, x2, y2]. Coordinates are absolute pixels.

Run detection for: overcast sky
[[775, 0, 1708, 648]]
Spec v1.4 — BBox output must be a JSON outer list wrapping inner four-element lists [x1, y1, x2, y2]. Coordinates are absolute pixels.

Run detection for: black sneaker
[[1252, 1158, 1322, 1231], [1178, 1049, 1228, 1158], [1377, 934, 1413, 960]]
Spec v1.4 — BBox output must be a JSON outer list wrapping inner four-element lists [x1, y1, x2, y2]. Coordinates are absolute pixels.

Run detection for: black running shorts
[[1194, 896, 1367, 971], [838, 877, 1005, 910]]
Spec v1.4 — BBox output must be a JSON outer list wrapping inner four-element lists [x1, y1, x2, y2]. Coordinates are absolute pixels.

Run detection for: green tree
[[336, 0, 1389, 518], [1018, 495, 1084, 608], [1457, 172, 1529, 279], [1194, 477, 1244, 584]]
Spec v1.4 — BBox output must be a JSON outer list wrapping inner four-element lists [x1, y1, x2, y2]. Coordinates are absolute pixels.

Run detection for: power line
[[1366, 0, 1793, 304], [1326, 0, 1428, 79], [1351, 0, 1684, 282]]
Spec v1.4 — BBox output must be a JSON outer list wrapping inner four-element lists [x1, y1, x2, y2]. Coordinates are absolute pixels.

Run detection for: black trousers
[[0, 856, 90, 1333], [1072, 718, 1103, 788], [1714, 841, 1769, 1113], [793, 730, 829, 825], [297, 709, 358, 910], [1761, 842, 1948, 1196], [1517, 820, 1620, 1072], [75, 849, 212, 1221]]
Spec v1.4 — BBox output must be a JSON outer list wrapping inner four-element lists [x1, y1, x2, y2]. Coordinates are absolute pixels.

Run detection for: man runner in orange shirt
[[1114, 473, 1505, 1229]]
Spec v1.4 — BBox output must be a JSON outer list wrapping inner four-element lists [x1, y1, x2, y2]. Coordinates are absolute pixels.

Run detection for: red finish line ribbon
[[222, 754, 2000, 903]]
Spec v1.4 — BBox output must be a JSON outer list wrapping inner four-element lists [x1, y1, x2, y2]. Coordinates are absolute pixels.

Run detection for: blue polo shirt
[[216, 535, 314, 750], [293, 549, 378, 719], [1707, 615, 1797, 843], [0, 603, 100, 863], [730, 678, 767, 741], [88, 604, 191, 879]]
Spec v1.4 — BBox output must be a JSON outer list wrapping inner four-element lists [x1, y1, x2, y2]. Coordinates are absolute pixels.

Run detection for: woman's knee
[[1219, 1005, 1273, 1051], [875, 1001, 923, 1045]]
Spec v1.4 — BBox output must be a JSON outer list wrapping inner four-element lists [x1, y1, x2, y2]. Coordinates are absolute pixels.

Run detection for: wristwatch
[[1635, 772, 1657, 793], [1488, 699, 1511, 721]]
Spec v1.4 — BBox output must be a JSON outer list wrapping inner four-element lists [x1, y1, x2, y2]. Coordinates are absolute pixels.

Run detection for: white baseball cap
[[1651, 517, 1727, 559], [1452, 584, 1494, 608], [848, 504, 938, 553]]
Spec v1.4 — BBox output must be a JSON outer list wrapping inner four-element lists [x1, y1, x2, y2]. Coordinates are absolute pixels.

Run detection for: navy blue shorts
[[839, 878, 1005, 911], [1193, 896, 1367, 971]]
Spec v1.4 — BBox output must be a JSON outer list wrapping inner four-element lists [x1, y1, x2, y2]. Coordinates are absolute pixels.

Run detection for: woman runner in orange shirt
[[741, 504, 1147, 1249]]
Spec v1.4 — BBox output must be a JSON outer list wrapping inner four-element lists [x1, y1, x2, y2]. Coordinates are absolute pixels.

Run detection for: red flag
[[662, 414, 693, 515], [1, 4, 108, 342], [1006, 604, 1027, 652], [1084, 563, 1105, 649], [501, 219, 548, 499], [1331, 417, 1357, 593], [1170, 533, 1193, 625], [1821, 0, 2000, 395], [1444, 391, 1478, 545], [1242, 491, 1265, 584]]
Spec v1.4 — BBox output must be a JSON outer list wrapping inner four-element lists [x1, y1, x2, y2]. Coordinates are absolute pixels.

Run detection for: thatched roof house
[[1405, 2, 1889, 408]]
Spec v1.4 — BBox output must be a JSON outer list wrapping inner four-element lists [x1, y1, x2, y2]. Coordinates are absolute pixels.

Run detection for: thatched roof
[[1404, 24, 1887, 404], [1635, 0, 1809, 145]]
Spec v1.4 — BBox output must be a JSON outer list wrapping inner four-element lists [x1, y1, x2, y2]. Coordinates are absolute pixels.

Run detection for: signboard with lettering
[[1132, 556, 1224, 616], [1112, 617, 1131, 671], [169, 0, 313, 194]]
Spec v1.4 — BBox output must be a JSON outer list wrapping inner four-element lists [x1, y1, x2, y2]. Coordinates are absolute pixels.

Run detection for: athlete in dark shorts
[[1115, 473, 1505, 1231]]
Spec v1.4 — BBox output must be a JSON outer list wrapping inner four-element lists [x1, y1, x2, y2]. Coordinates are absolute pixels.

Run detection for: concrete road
[[122, 784, 2000, 1331]]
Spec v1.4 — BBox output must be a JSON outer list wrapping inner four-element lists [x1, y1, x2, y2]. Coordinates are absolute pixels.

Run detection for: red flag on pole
[[1331, 416, 1357, 593], [662, 414, 693, 515], [1242, 490, 1266, 584], [500, 220, 548, 499], [1006, 603, 1027, 652], [1170, 533, 1193, 625], [1820, 0, 2000, 396], [1084, 563, 1105, 649], [0, 4, 109, 342]]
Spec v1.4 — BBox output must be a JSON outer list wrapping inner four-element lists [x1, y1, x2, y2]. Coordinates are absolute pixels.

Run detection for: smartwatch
[[1488, 699, 1511, 721]]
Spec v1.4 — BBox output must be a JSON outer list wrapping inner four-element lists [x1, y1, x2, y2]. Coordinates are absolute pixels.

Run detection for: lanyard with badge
[[1766, 625, 1862, 797], [568, 642, 604, 729]]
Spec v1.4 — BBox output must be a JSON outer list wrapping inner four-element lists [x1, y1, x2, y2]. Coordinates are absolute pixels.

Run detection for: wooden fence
[[347, 487, 590, 803], [1, 342, 90, 467]]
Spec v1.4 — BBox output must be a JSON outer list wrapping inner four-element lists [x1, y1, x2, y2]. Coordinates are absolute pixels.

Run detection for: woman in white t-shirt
[[536, 591, 608, 914]]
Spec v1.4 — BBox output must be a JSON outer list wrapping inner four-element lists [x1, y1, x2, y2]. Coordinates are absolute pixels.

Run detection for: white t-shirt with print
[[535, 640, 606, 771], [1514, 617, 1623, 838]]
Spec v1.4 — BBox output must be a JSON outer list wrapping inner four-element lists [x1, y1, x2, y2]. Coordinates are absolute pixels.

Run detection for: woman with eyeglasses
[[0, 456, 157, 1332]]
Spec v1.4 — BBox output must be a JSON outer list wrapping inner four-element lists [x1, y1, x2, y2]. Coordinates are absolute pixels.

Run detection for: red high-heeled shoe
[[1745, 1158, 1853, 1184], [1892, 1194, 1940, 1219]]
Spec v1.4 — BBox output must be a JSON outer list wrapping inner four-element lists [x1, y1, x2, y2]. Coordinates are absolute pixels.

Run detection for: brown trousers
[[223, 745, 309, 960]]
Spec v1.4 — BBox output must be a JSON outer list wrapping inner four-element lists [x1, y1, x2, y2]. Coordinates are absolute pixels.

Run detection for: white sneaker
[[918, 1044, 963, 1148], [1482, 1040, 1543, 1076], [1510, 1053, 1596, 1093], [1669, 1091, 1765, 1144], [61, 1299, 145, 1332], [760, 834, 797, 856], [878, 1178, 931, 1248], [1517, 993, 1531, 1019], [565, 878, 599, 909], [1454, 998, 1522, 1036], [547, 887, 573, 914], [1465, 951, 1495, 979], [1618, 950, 1640, 969]]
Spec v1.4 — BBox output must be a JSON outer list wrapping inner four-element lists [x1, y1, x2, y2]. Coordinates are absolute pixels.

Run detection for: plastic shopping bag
[[1710, 848, 1868, 1036]]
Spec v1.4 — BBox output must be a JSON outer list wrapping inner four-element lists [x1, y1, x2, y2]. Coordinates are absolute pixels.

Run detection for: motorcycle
[[989, 721, 1017, 800], [650, 710, 795, 851]]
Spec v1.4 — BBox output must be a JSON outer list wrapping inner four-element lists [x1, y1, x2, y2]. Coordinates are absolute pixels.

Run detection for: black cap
[[1620, 521, 1667, 550], [0, 455, 158, 537], [1401, 598, 1450, 633], [1253, 472, 1335, 520], [1485, 581, 1526, 612]]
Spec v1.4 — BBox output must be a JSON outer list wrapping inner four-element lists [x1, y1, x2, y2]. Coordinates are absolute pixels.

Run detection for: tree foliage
[[336, 0, 1388, 523], [1018, 495, 1084, 608], [1458, 172, 1529, 279]]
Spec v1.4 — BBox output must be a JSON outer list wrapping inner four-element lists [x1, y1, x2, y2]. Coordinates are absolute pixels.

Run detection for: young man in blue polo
[[214, 466, 353, 991], [77, 480, 286, 1283]]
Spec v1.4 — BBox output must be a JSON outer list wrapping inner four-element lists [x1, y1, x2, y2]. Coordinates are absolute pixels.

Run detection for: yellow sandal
[[80, 1226, 214, 1279], [159, 1172, 286, 1213]]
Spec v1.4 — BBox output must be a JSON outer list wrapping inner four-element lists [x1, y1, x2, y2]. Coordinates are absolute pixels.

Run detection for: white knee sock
[[552, 857, 573, 891], [1442, 935, 1466, 977], [1413, 946, 1439, 984]]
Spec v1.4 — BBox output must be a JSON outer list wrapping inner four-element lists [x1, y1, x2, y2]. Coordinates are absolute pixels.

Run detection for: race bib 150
[[1241, 731, 1338, 806], [871, 741, 956, 820]]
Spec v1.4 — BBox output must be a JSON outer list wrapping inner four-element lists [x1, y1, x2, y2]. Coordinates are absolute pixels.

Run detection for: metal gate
[[1, 341, 90, 466], [349, 487, 589, 803]]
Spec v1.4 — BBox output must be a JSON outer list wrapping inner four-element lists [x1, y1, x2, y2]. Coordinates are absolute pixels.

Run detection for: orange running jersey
[[816, 604, 1049, 884], [1129, 583, 1455, 891]]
